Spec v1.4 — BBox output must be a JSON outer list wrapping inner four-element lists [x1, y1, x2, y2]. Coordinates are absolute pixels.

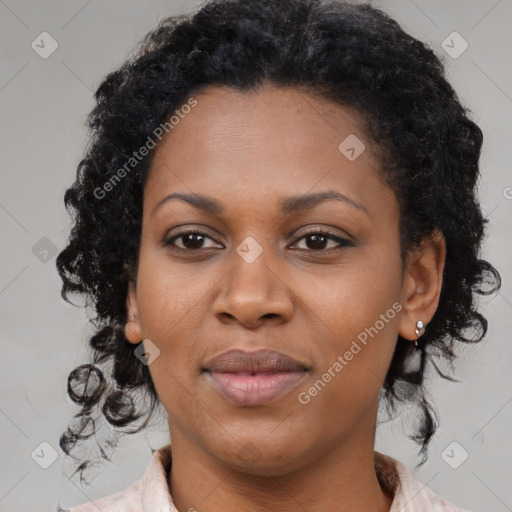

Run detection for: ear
[[398, 230, 446, 341], [125, 279, 143, 344]]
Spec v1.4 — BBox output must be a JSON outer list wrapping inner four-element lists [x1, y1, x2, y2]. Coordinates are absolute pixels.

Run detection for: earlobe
[[397, 230, 446, 341], [125, 280, 143, 344]]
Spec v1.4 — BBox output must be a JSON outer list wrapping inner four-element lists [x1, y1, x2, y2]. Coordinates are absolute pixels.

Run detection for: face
[[125, 83, 445, 475]]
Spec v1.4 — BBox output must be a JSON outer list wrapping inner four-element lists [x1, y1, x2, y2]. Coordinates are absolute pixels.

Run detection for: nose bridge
[[213, 234, 293, 325], [234, 235, 275, 292]]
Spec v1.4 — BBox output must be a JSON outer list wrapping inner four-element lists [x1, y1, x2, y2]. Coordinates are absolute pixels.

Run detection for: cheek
[[133, 251, 211, 394], [297, 306, 400, 432], [300, 253, 402, 411], [135, 243, 214, 339], [307, 249, 402, 336]]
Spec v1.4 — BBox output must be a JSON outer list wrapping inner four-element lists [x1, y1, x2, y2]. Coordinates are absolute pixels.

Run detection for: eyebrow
[[150, 190, 369, 218]]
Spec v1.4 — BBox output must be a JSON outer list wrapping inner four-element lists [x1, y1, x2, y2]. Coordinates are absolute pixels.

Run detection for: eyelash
[[162, 228, 353, 253]]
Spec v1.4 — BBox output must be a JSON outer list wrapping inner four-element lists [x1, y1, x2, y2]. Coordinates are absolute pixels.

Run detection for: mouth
[[202, 349, 309, 407]]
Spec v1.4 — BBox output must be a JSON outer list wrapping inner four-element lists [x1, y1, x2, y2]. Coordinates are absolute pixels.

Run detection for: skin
[[124, 83, 446, 512]]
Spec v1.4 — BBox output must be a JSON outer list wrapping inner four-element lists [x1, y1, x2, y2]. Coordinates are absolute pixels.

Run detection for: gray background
[[1, 0, 511, 511]]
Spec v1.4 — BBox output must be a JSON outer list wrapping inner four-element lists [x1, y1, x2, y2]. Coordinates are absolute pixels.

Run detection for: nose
[[212, 243, 294, 329]]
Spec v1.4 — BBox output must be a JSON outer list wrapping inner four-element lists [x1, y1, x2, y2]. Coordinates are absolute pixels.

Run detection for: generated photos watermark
[[297, 301, 402, 404], [93, 96, 198, 200]]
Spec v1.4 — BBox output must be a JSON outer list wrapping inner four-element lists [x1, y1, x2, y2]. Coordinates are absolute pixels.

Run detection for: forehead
[[153, 83, 371, 159], [144, 83, 392, 218]]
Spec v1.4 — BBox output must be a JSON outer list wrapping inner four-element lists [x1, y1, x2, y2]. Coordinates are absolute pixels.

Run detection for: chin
[[211, 434, 312, 477]]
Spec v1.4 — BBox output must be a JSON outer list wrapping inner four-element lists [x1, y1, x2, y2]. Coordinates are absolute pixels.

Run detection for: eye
[[163, 228, 353, 253], [291, 229, 353, 252], [163, 229, 223, 251]]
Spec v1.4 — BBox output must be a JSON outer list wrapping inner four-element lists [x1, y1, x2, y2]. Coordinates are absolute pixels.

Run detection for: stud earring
[[414, 320, 424, 348]]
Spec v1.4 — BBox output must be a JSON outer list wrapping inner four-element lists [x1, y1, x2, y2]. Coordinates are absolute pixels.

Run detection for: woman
[[57, 0, 500, 510]]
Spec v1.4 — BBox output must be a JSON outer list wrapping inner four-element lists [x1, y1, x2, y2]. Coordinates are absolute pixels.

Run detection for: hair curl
[[56, 0, 500, 481]]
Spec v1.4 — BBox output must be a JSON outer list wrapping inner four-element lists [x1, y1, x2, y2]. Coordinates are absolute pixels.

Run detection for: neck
[[167, 414, 393, 512]]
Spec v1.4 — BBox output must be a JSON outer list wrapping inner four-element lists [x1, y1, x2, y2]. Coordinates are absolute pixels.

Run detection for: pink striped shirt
[[65, 444, 471, 511]]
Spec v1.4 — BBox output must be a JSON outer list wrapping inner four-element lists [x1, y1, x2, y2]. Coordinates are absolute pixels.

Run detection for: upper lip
[[203, 349, 308, 373]]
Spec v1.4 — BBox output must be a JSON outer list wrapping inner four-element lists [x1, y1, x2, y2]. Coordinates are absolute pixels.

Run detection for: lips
[[204, 348, 308, 373], [203, 349, 309, 406]]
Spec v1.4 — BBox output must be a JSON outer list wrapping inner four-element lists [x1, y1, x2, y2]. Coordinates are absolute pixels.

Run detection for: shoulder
[[65, 477, 143, 512], [63, 445, 174, 512], [374, 451, 474, 512]]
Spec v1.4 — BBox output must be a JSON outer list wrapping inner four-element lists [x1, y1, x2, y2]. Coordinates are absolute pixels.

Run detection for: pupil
[[184, 234, 203, 249], [307, 234, 326, 250]]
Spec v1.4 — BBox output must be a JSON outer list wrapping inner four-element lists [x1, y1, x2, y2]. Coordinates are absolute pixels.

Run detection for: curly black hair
[[56, 0, 501, 482]]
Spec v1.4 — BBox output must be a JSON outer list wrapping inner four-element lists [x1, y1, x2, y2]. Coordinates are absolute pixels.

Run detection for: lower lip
[[206, 370, 307, 406]]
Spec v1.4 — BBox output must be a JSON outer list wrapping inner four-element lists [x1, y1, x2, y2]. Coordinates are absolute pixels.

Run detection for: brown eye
[[164, 230, 222, 250], [292, 230, 353, 252]]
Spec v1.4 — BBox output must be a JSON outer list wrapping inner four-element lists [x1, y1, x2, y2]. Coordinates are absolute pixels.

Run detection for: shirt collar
[[141, 445, 176, 511]]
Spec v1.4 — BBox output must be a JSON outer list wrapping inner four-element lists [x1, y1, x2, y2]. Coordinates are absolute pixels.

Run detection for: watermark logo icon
[[236, 236, 263, 263], [31, 441, 58, 469], [441, 32, 469, 59], [31, 32, 59, 59], [338, 134, 366, 161], [32, 237, 58, 263], [441, 441, 469, 469], [134, 339, 161, 366]]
